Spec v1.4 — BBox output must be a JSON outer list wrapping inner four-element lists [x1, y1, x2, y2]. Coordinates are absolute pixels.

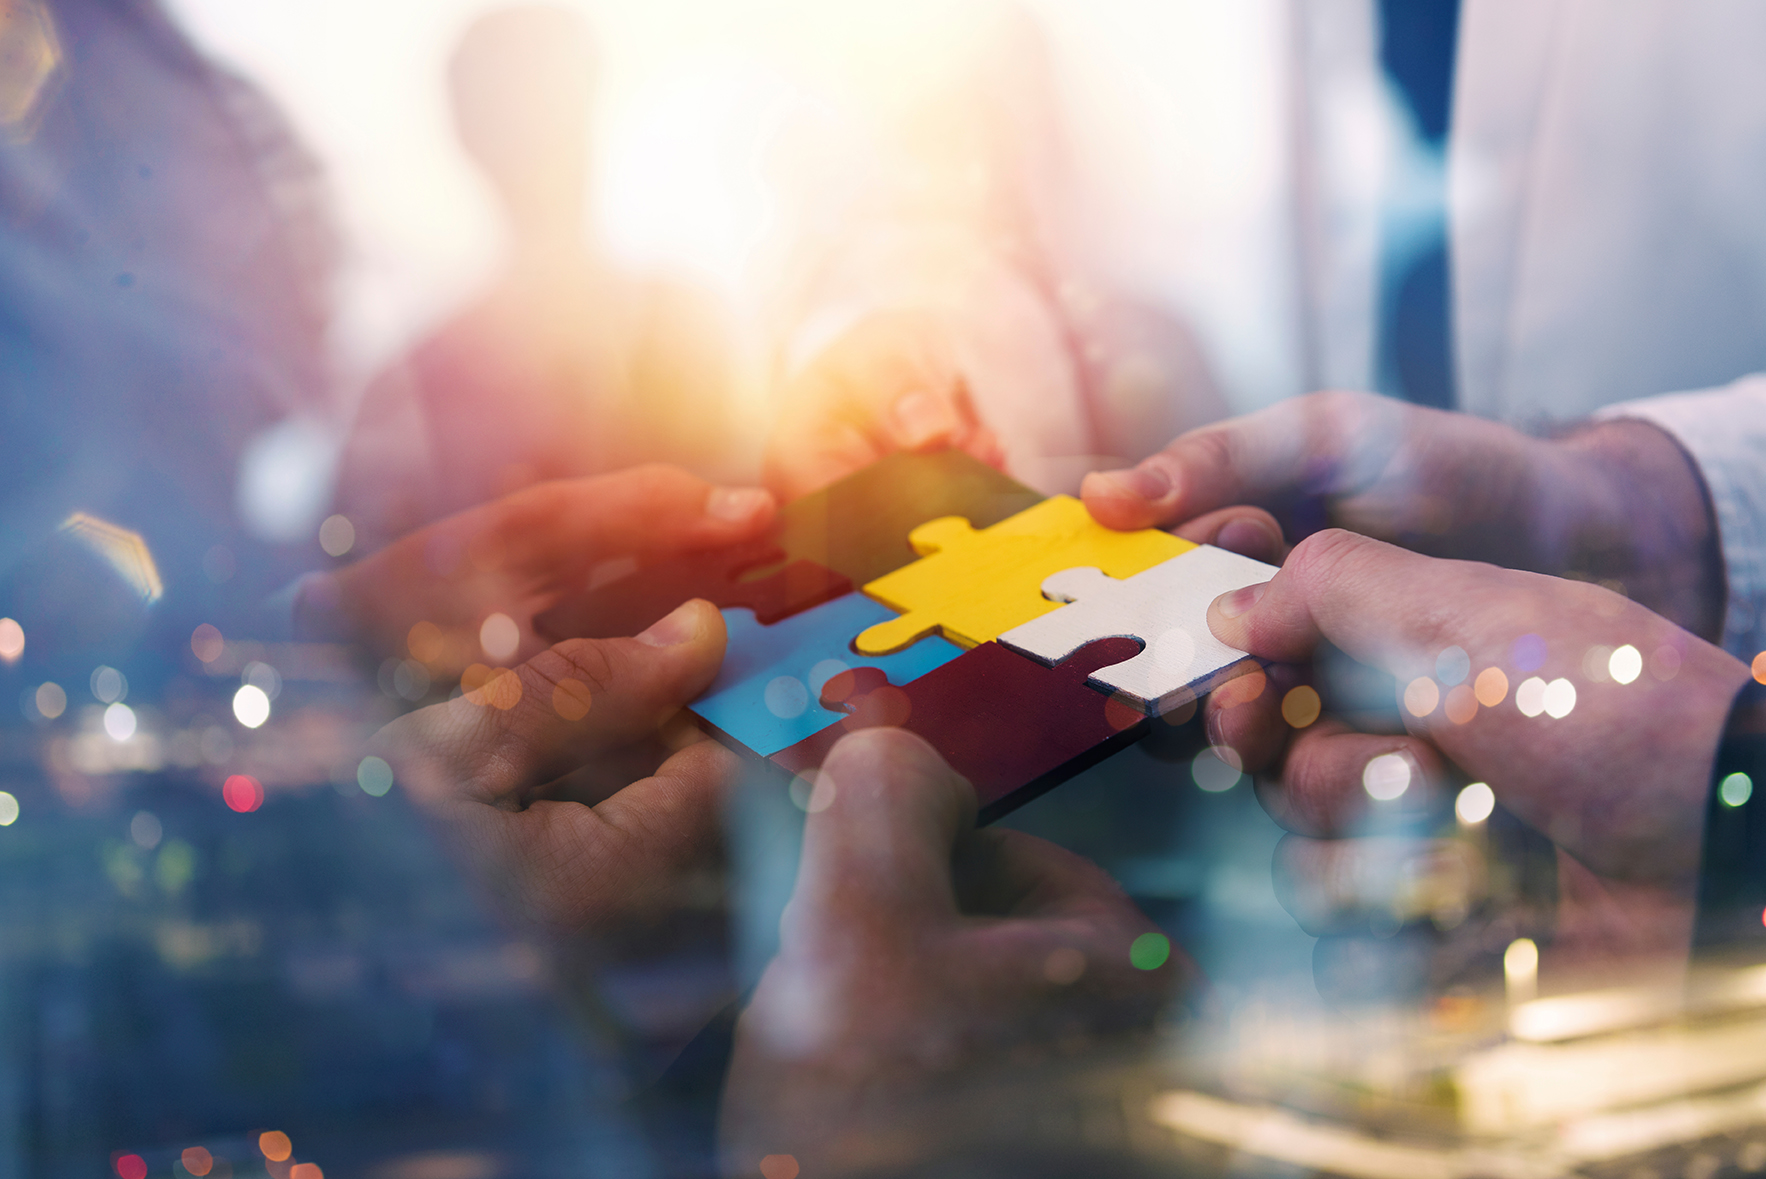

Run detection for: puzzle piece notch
[[688, 597, 963, 757], [533, 539, 852, 641], [999, 545, 1279, 715], [854, 495, 1194, 655], [772, 637, 1151, 825]]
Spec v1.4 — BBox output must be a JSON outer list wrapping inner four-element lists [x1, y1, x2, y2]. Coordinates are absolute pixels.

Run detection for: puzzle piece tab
[[690, 595, 963, 756], [998, 545, 1278, 714], [854, 495, 1192, 655], [771, 638, 1150, 824], [533, 540, 851, 641]]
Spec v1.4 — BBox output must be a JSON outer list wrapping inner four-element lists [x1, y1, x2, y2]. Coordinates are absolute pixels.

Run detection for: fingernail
[[1087, 464, 1171, 502], [894, 391, 955, 448], [1215, 582, 1267, 620], [1215, 519, 1279, 560], [707, 486, 771, 523], [637, 600, 704, 647]]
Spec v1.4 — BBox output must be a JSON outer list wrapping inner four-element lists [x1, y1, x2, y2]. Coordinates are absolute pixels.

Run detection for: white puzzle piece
[[998, 545, 1279, 714]]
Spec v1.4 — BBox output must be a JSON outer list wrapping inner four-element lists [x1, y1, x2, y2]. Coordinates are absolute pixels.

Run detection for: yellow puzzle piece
[[854, 495, 1194, 654]]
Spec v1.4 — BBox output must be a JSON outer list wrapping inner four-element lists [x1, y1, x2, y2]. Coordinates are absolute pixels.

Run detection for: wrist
[[1548, 420, 1725, 639]]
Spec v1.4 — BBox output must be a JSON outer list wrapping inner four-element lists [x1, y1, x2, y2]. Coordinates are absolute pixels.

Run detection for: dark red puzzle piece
[[532, 539, 852, 640], [771, 638, 1149, 825]]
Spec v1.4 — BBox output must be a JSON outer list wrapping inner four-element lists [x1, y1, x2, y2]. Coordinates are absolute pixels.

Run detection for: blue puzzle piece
[[692, 595, 963, 756]]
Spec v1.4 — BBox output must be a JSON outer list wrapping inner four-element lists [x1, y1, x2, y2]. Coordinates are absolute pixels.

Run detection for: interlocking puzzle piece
[[854, 495, 1193, 655], [771, 638, 1150, 825], [770, 450, 1046, 588], [691, 595, 963, 757], [532, 539, 851, 641], [998, 545, 1279, 714]]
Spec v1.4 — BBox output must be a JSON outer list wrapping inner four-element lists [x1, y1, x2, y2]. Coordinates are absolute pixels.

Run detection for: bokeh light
[[0, 617, 22, 663], [115, 1155, 147, 1179], [290, 1165, 323, 1179], [1515, 676, 1547, 718], [357, 757, 394, 797], [223, 775, 264, 813], [1362, 752, 1412, 801], [181, 1147, 214, 1177], [759, 1157, 800, 1179], [130, 811, 162, 850], [103, 702, 137, 742], [1456, 782, 1495, 824], [1192, 746, 1242, 792], [1130, 931, 1172, 970], [1043, 947, 1086, 984], [1721, 772, 1754, 808], [479, 612, 520, 662], [259, 1132, 293, 1163], [407, 621, 444, 664], [318, 513, 356, 557], [1504, 936, 1539, 1003], [191, 623, 225, 663], [473, 669, 523, 710], [1582, 644, 1613, 683], [1653, 643, 1683, 681], [92, 665, 127, 703], [1443, 684, 1477, 725], [1473, 666, 1508, 707], [787, 771, 836, 814], [1280, 685, 1321, 728], [0, 791, 19, 827], [552, 678, 592, 721], [1403, 676, 1439, 718], [1510, 633, 1546, 673], [764, 676, 808, 718], [1609, 644, 1642, 685], [1434, 645, 1469, 686], [0, 0, 61, 136], [233, 684, 271, 728], [1543, 678, 1577, 719], [34, 681, 66, 719]]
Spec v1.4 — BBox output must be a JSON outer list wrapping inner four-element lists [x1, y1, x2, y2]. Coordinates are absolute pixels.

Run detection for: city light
[[233, 684, 271, 728], [1456, 782, 1495, 824], [0, 617, 22, 663]]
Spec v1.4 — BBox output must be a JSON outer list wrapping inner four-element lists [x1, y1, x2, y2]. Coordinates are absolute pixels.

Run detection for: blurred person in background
[[333, 4, 741, 553]]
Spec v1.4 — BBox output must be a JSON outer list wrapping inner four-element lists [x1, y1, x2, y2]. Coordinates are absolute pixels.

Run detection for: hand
[[721, 728, 1184, 1176], [372, 599, 737, 932], [298, 465, 774, 673], [1205, 529, 1749, 970], [1082, 390, 1726, 639], [763, 311, 1004, 500]]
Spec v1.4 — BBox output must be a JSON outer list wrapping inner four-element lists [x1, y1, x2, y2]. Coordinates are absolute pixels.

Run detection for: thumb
[[784, 728, 975, 944], [1205, 528, 1484, 676]]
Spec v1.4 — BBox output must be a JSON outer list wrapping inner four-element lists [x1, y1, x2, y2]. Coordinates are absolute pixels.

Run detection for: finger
[[785, 728, 976, 942], [477, 465, 776, 585], [1274, 834, 1481, 937], [1208, 528, 1485, 671], [1202, 664, 1296, 775], [482, 737, 740, 930], [1081, 391, 1403, 531], [386, 599, 728, 808], [1170, 506, 1288, 564], [1252, 717, 1448, 836], [953, 828, 1138, 921]]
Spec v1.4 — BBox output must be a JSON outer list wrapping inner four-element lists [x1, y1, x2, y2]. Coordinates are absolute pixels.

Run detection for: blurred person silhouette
[[334, 5, 739, 552]]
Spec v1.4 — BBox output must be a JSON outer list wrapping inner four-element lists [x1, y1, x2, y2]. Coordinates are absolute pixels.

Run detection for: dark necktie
[[1376, 0, 1461, 409]]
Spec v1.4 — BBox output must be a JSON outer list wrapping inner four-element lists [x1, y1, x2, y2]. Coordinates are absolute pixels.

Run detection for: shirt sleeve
[[1597, 376, 1766, 662]]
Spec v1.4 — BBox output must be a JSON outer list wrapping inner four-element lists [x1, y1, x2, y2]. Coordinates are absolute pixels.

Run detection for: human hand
[[372, 598, 737, 932], [299, 465, 774, 674], [721, 728, 1184, 1176], [763, 311, 1005, 500], [1082, 391, 1725, 639], [1204, 529, 1749, 970]]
